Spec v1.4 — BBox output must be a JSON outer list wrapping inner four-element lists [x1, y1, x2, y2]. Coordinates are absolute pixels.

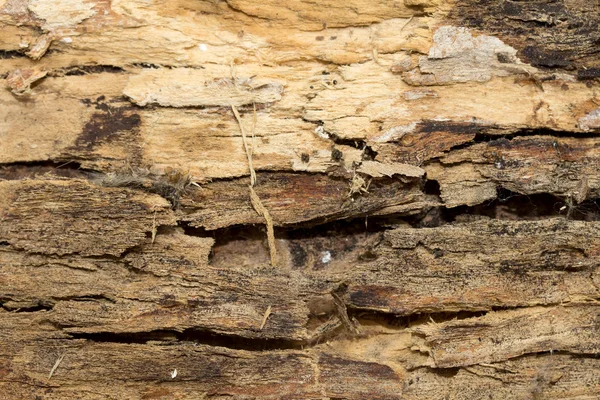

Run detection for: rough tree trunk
[[1, 0, 600, 399]]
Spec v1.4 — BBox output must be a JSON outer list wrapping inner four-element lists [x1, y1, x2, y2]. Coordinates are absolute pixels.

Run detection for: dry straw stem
[[249, 185, 277, 266], [231, 104, 257, 186], [232, 104, 277, 266], [259, 305, 272, 330], [48, 353, 65, 380], [151, 211, 157, 244], [332, 293, 360, 335]]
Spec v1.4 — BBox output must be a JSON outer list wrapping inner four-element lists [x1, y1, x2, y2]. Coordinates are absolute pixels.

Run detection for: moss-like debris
[[97, 167, 195, 208]]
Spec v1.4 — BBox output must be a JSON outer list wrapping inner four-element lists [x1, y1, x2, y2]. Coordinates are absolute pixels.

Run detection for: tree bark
[[1, 0, 600, 398]]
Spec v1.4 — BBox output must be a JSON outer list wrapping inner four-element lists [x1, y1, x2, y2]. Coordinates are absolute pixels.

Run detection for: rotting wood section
[[2, 0, 600, 398]]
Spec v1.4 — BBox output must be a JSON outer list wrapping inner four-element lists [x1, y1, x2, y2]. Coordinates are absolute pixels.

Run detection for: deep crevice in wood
[[59, 65, 126, 76], [326, 133, 379, 161], [0, 299, 54, 313], [352, 309, 489, 329], [130, 62, 163, 69], [435, 129, 600, 156], [67, 329, 306, 350], [0, 161, 92, 180], [2, 160, 596, 228], [443, 187, 600, 222], [63, 307, 492, 351], [0, 49, 26, 60]]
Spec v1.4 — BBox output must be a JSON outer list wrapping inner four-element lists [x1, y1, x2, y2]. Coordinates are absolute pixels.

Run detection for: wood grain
[[2, 0, 600, 397]]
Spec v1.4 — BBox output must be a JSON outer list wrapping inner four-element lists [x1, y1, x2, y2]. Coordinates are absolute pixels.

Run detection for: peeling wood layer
[[426, 135, 600, 207], [412, 304, 600, 368], [0, 179, 175, 256], [181, 172, 430, 229], [449, 0, 600, 72], [1, 207, 599, 341], [1, 308, 599, 399]]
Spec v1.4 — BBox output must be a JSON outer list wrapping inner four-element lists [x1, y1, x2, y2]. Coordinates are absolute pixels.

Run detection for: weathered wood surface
[[2, 0, 600, 398], [5, 307, 597, 400]]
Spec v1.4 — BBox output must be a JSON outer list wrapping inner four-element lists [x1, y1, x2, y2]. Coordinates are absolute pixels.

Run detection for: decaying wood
[[412, 304, 600, 368], [0, 179, 175, 256], [181, 172, 430, 229], [2, 0, 600, 398]]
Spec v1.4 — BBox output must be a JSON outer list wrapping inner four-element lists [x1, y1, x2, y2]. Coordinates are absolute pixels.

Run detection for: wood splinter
[[259, 305, 272, 330], [48, 354, 65, 380]]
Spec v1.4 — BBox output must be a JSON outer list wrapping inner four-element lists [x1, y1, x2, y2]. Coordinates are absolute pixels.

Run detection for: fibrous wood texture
[[2, 0, 600, 399]]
